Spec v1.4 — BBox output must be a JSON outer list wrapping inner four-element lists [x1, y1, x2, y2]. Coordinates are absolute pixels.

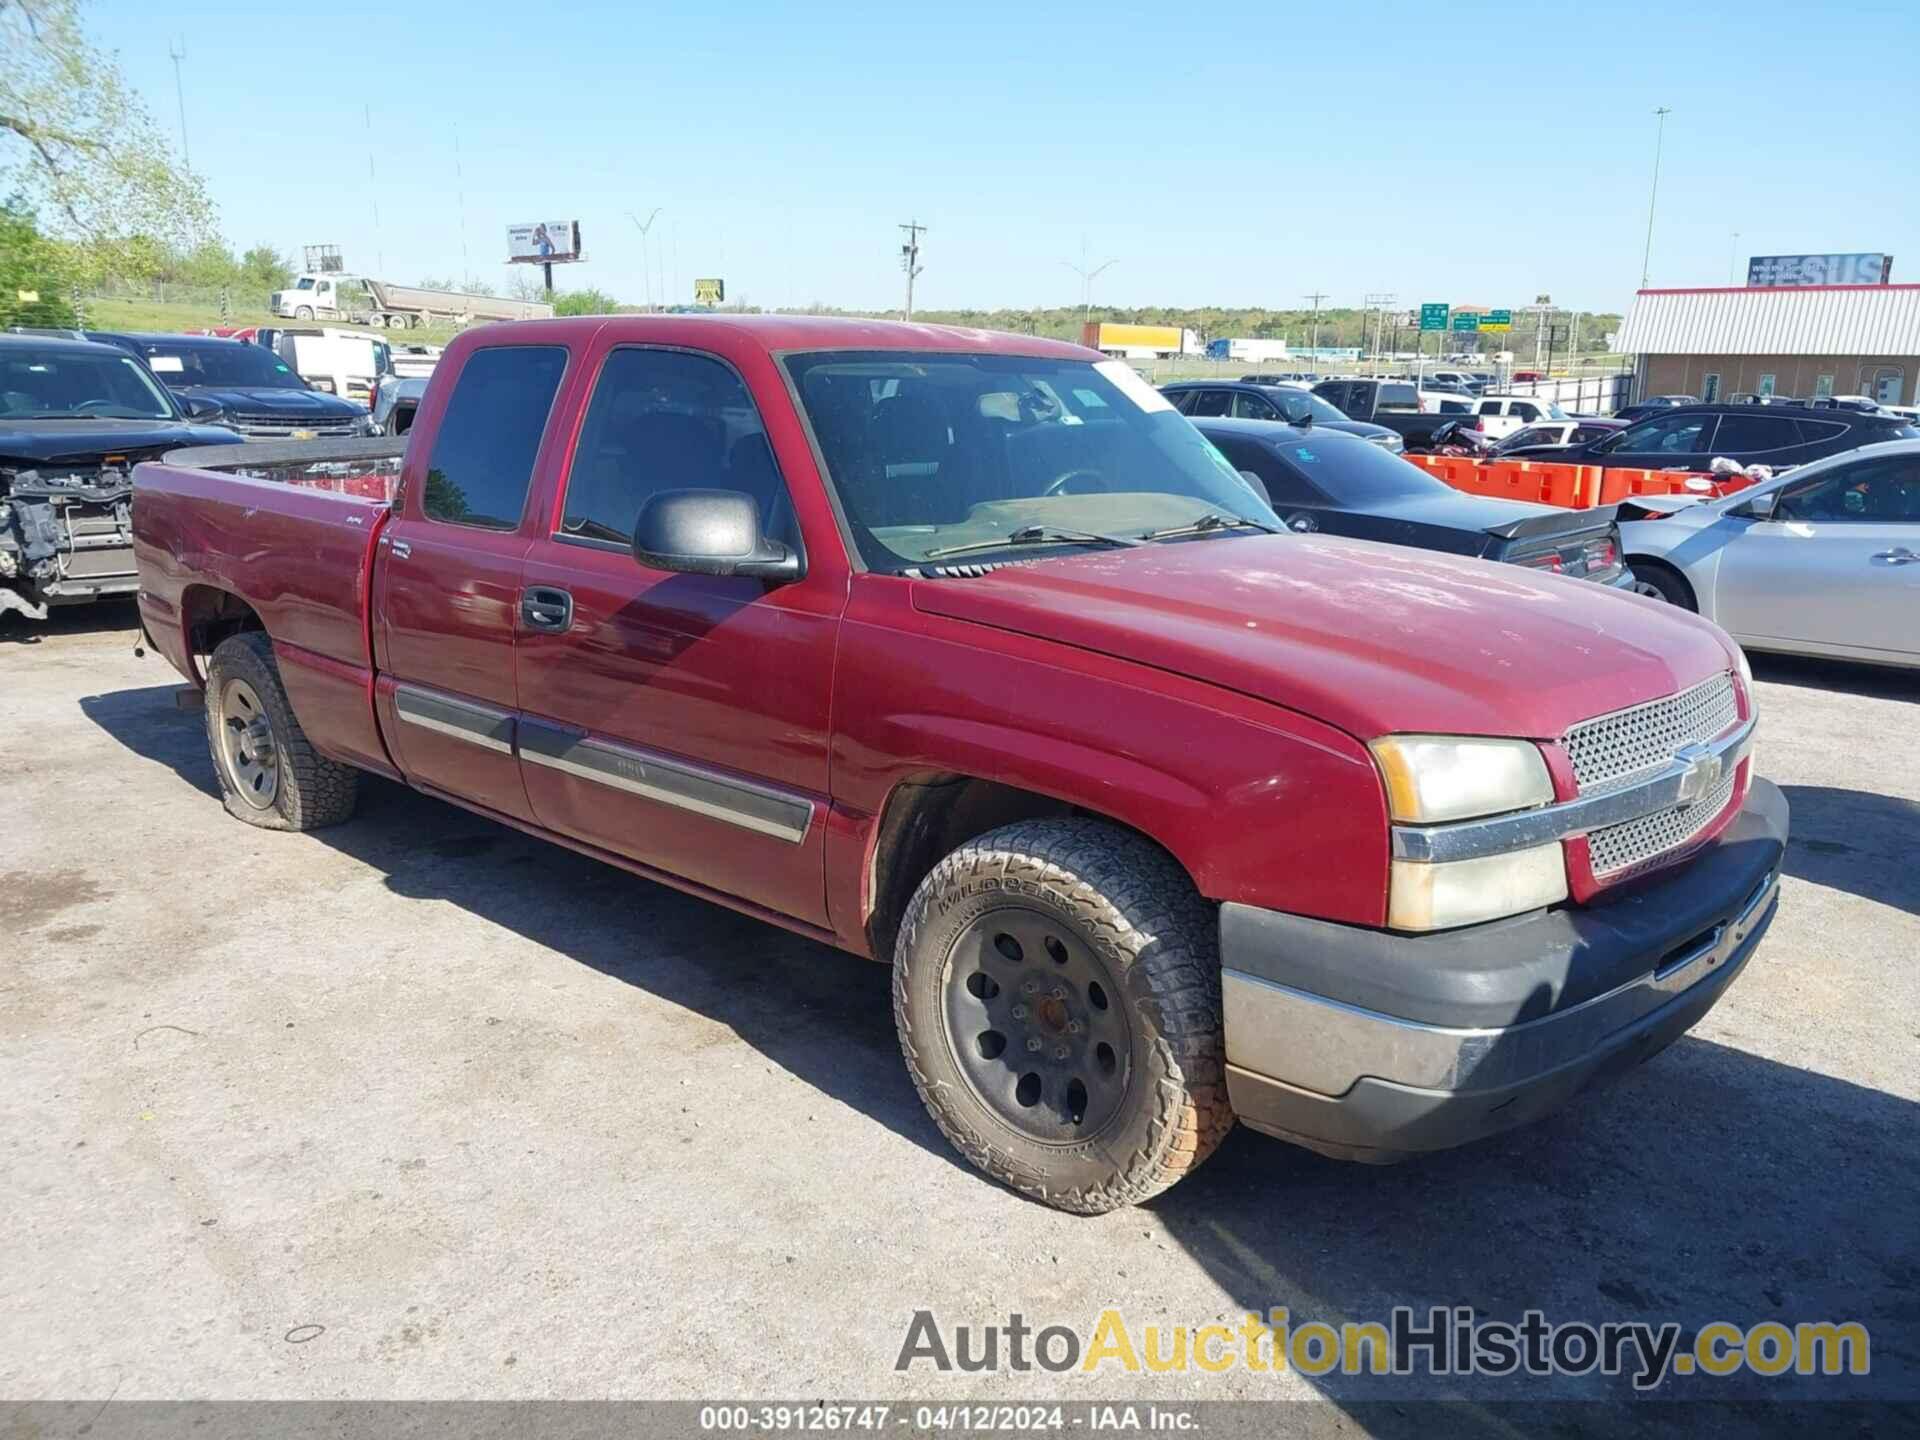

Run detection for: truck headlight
[[1370, 735, 1554, 824], [1371, 735, 1566, 930]]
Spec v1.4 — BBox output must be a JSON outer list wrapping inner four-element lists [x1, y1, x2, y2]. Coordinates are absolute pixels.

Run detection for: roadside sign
[[1419, 303, 1449, 332], [694, 277, 725, 305], [1482, 310, 1512, 332], [1451, 311, 1481, 333]]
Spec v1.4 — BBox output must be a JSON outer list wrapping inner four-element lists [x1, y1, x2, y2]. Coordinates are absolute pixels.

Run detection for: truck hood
[[0, 418, 245, 465], [910, 534, 1735, 741], [169, 383, 365, 417]]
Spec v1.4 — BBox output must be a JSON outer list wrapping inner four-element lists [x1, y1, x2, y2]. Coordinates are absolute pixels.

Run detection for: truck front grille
[[1586, 770, 1738, 878], [228, 413, 361, 436], [1564, 672, 1738, 793], [1566, 671, 1742, 878]]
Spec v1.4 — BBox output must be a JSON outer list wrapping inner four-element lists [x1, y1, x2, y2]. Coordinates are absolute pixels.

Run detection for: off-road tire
[[893, 817, 1233, 1213], [1628, 559, 1696, 610], [204, 632, 359, 831]]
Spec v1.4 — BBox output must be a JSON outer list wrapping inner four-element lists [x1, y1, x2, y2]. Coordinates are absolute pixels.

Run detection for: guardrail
[[1402, 453, 1757, 509]]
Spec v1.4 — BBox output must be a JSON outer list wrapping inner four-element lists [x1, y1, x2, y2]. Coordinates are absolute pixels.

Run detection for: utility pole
[[1302, 291, 1329, 361], [628, 209, 661, 312], [1364, 292, 1395, 364], [1640, 106, 1671, 288], [1728, 230, 1741, 286], [1064, 236, 1117, 332], [167, 38, 189, 165], [899, 220, 927, 321]]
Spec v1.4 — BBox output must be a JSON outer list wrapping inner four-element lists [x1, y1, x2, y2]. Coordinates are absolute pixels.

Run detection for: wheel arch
[[179, 584, 266, 685], [862, 771, 1198, 964], [1625, 553, 1699, 611]]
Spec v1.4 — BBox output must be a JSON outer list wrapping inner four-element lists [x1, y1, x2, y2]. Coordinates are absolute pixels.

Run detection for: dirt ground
[[2, 604, 1914, 1416]]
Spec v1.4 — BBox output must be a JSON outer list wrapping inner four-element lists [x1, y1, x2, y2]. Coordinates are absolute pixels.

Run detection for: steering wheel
[[74, 399, 124, 413], [1043, 468, 1110, 497]]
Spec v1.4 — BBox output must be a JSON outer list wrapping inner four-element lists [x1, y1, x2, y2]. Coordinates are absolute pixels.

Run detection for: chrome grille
[[1564, 673, 1738, 794], [1587, 769, 1738, 878], [228, 412, 361, 436]]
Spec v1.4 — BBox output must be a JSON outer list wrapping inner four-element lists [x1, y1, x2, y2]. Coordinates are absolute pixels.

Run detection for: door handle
[[1871, 548, 1917, 564], [388, 539, 411, 559], [521, 586, 574, 632]]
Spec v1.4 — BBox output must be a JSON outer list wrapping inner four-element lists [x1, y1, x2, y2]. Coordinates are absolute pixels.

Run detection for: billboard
[[1747, 253, 1891, 286], [506, 221, 583, 264], [693, 277, 725, 305]]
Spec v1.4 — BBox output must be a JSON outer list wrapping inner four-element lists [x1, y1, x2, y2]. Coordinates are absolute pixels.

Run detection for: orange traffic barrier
[[1402, 451, 1728, 509]]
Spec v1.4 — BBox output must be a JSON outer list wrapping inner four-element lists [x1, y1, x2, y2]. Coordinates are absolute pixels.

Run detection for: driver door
[[1712, 454, 1920, 661]]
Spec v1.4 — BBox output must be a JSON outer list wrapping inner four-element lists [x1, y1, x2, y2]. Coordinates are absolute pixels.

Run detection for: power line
[[1640, 106, 1671, 288], [899, 220, 927, 322]]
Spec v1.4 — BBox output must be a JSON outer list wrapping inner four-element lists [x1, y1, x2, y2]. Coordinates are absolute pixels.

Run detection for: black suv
[[1160, 381, 1404, 451], [1565, 401, 1919, 471]]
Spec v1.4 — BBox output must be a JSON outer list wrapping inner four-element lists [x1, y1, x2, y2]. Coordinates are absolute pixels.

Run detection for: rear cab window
[[420, 345, 569, 530]]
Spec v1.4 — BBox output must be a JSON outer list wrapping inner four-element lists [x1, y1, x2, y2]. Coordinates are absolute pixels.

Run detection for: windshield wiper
[[1138, 512, 1278, 542], [923, 525, 1144, 561]]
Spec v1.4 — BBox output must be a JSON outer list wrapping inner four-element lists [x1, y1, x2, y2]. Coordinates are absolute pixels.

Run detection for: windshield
[[784, 351, 1279, 569], [141, 341, 306, 388], [1270, 433, 1452, 503], [0, 347, 178, 420]]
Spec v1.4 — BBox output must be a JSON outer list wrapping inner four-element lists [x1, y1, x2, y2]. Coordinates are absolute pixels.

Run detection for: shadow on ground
[[1749, 651, 1920, 705], [82, 684, 1919, 1427], [1779, 784, 1920, 918], [0, 597, 141, 646]]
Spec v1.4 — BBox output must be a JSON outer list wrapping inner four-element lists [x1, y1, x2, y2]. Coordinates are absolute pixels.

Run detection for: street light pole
[[1064, 237, 1117, 333], [628, 209, 662, 312], [1640, 106, 1671, 289], [899, 220, 927, 321]]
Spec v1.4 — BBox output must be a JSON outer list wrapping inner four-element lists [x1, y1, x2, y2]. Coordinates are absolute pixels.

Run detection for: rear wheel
[[1628, 560, 1696, 610], [893, 818, 1233, 1214], [204, 632, 359, 831]]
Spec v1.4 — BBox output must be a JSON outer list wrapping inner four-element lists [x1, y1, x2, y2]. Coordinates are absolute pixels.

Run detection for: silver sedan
[[1620, 438, 1920, 668]]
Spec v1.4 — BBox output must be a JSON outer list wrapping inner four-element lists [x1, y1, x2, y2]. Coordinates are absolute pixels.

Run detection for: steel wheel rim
[[1630, 579, 1668, 600], [217, 677, 279, 809], [940, 906, 1134, 1144]]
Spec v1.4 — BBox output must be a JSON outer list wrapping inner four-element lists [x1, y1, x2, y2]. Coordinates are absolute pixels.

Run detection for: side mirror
[[1728, 489, 1778, 520], [1237, 468, 1271, 505], [181, 394, 223, 421], [632, 488, 804, 583]]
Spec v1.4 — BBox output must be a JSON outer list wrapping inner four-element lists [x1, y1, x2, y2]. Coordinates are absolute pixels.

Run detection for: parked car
[[369, 374, 428, 437], [1195, 419, 1631, 586], [1491, 417, 1627, 458], [132, 314, 1786, 1212], [1471, 393, 1572, 440], [1428, 369, 1485, 394], [1241, 371, 1317, 384], [1312, 378, 1482, 450], [0, 334, 241, 619], [1161, 381, 1403, 451], [86, 332, 373, 439], [1612, 395, 1699, 424], [1562, 402, 1918, 473], [273, 329, 392, 405], [1619, 439, 1920, 668]]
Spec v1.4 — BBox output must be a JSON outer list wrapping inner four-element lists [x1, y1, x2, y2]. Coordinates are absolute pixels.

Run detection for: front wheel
[[294, 305, 314, 320], [1627, 561, 1696, 610], [893, 818, 1233, 1213], [204, 632, 359, 830]]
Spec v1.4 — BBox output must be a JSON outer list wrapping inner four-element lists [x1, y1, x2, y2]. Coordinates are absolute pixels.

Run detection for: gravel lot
[[2, 605, 1915, 1414]]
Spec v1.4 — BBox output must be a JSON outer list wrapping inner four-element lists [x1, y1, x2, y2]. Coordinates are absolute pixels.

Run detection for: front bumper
[[1222, 777, 1788, 1162]]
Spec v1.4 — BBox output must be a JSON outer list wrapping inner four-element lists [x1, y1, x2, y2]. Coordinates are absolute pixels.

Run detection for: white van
[[273, 330, 390, 408]]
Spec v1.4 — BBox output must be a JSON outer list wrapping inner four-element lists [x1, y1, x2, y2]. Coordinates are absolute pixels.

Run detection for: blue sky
[[92, 0, 1920, 315]]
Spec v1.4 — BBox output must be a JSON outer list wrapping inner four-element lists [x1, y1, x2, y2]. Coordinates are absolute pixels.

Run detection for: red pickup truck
[[133, 316, 1787, 1213]]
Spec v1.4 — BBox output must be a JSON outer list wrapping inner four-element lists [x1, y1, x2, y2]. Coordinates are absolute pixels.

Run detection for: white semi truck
[[270, 274, 554, 329]]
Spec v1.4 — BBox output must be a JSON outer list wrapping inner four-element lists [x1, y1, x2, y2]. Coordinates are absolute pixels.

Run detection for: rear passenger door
[[374, 343, 571, 822], [512, 343, 840, 926]]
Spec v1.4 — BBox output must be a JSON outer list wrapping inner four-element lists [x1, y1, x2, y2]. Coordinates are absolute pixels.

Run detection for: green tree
[[0, 0, 216, 280], [551, 286, 618, 316], [0, 196, 76, 325], [240, 244, 293, 295]]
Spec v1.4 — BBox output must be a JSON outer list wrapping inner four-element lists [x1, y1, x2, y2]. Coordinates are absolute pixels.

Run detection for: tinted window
[[1616, 412, 1714, 455], [1313, 381, 1348, 409], [1186, 388, 1232, 417], [1379, 383, 1417, 408], [1232, 391, 1279, 421], [1205, 433, 1317, 505], [1268, 434, 1447, 503], [1776, 456, 1920, 523], [140, 341, 304, 388], [1164, 388, 1196, 415], [561, 347, 791, 548], [1795, 418, 1848, 443], [0, 346, 177, 419], [1709, 413, 1802, 453], [421, 345, 567, 530]]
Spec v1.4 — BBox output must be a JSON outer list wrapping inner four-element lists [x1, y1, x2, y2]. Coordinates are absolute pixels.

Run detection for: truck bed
[[133, 439, 406, 774]]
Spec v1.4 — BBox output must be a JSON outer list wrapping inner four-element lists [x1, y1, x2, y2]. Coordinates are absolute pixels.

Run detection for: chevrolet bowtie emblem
[[1673, 742, 1722, 808]]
